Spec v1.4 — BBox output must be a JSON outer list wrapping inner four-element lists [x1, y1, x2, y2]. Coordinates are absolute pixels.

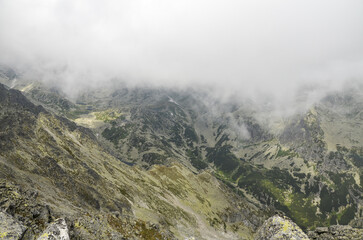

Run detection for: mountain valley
[[0, 68, 362, 239]]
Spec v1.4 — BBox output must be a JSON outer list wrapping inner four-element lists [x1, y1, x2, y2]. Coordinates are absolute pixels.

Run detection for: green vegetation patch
[[320, 172, 357, 215], [142, 153, 167, 165], [95, 109, 123, 122], [102, 124, 133, 145], [276, 147, 298, 158], [237, 168, 319, 230], [66, 108, 92, 119], [186, 148, 208, 170], [206, 144, 239, 173], [339, 204, 357, 225], [210, 150, 319, 230], [184, 126, 199, 143], [350, 148, 363, 167], [107, 215, 164, 240], [207, 137, 359, 230]]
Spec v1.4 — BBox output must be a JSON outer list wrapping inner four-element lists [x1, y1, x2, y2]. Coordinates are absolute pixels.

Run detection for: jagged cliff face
[[0, 68, 362, 239]]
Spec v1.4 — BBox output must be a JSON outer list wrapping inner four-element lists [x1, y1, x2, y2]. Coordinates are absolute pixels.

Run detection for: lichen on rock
[[37, 218, 69, 240], [0, 211, 27, 240], [254, 215, 309, 240]]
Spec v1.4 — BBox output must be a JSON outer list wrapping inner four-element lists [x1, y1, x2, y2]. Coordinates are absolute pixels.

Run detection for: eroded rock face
[[308, 225, 363, 240], [254, 215, 309, 240], [0, 211, 27, 240], [37, 218, 69, 240]]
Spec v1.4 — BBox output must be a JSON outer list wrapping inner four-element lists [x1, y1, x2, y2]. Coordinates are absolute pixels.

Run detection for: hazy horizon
[[1, 0, 363, 111]]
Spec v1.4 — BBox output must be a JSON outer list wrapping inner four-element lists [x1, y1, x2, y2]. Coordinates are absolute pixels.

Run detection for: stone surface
[[37, 218, 69, 240], [0, 211, 27, 240], [254, 215, 309, 240], [308, 224, 363, 240]]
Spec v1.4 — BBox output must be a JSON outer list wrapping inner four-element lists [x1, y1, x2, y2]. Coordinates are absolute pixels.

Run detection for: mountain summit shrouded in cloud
[[0, 0, 363, 102]]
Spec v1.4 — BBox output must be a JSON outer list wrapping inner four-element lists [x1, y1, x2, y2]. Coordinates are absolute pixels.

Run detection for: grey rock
[[0, 211, 27, 240], [37, 218, 69, 240], [308, 224, 363, 240], [315, 227, 329, 234], [255, 215, 309, 240]]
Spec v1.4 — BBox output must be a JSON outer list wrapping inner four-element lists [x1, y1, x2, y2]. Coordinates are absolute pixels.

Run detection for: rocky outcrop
[[0, 211, 27, 240], [37, 218, 69, 240], [308, 225, 363, 240], [254, 215, 309, 240], [0, 180, 53, 239]]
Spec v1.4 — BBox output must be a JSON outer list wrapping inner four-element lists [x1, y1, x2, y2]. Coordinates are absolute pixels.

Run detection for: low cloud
[[1, 0, 363, 110]]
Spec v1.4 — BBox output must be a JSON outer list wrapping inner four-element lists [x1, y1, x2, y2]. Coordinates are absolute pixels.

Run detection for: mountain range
[[0, 67, 362, 239]]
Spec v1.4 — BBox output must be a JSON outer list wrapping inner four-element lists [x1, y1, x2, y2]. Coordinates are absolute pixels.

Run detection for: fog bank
[[1, 0, 363, 110]]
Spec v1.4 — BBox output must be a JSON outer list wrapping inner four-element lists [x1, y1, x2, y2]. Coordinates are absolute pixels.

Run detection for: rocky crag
[[255, 214, 309, 240]]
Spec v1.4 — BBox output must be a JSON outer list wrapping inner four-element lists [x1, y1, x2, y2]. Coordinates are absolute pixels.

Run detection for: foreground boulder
[[37, 218, 69, 240], [0, 211, 27, 240], [255, 215, 309, 240]]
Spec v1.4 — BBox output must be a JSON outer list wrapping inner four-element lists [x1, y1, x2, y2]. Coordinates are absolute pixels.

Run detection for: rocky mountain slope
[[0, 67, 362, 239], [0, 81, 268, 239]]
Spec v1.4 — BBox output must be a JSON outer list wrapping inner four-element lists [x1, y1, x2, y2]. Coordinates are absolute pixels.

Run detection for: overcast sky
[[1, 0, 363, 105]]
